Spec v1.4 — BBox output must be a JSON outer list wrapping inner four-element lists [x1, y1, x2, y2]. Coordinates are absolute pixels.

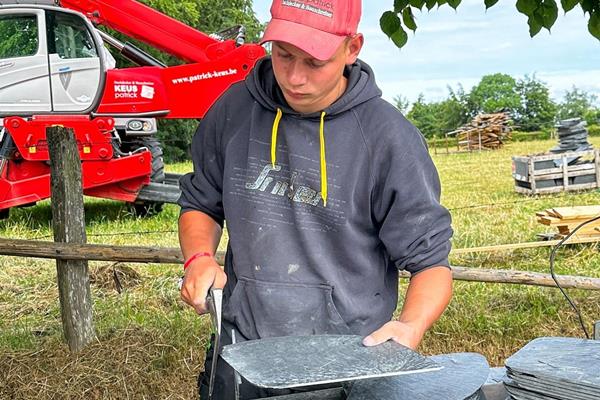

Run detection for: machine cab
[[0, 5, 104, 117]]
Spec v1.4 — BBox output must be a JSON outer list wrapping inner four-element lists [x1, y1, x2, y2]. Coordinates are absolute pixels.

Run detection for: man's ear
[[345, 34, 364, 64]]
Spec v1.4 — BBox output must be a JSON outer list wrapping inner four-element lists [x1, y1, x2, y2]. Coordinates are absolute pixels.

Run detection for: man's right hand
[[180, 256, 227, 315]]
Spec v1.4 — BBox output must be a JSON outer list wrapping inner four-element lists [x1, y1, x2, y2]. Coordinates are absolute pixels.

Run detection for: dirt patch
[[90, 264, 142, 293]]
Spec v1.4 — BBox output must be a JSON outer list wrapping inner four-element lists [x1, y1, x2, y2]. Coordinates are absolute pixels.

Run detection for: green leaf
[[560, 0, 579, 12], [485, 0, 500, 8], [589, 11, 600, 40], [390, 26, 409, 47], [380, 11, 401, 37], [394, 0, 410, 12], [447, 0, 462, 9], [537, 0, 558, 29], [581, 0, 594, 13], [402, 7, 418, 31], [426, 0, 437, 10], [437, 0, 448, 6], [409, 0, 426, 9], [516, 0, 540, 16], [528, 15, 543, 36]]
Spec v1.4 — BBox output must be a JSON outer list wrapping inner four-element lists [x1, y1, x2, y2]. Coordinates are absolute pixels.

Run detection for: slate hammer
[[206, 288, 223, 400]]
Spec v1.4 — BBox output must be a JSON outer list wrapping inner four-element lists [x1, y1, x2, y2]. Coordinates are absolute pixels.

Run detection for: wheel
[[125, 136, 166, 217]]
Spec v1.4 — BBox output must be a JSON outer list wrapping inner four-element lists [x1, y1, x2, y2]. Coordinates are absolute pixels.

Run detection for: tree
[[515, 75, 557, 131], [468, 74, 521, 117], [394, 95, 410, 114], [407, 94, 440, 138], [405, 90, 469, 138], [0, 15, 38, 58], [380, 0, 600, 48], [557, 86, 598, 121]]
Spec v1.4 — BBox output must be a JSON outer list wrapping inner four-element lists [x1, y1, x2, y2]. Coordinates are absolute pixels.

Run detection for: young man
[[178, 0, 453, 398]]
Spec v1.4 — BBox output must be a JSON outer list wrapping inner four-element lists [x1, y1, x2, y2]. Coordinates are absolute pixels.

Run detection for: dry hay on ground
[[0, 327, 206, 400]]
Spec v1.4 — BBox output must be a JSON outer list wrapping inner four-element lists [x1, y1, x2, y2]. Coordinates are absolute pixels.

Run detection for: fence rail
[[2, 237, 600, 290]]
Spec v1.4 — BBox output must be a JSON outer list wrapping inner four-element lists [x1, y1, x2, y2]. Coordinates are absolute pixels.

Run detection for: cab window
[[47, 11, 97, 59], [0, 14, 39, 59]]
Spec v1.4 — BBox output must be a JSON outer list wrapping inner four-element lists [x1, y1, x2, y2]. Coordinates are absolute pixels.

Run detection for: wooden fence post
[[47, 126, 94, 352]]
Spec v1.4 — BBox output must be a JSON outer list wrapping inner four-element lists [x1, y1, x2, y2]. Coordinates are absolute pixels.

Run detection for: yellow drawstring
[[319, 111, 327, 207], [270, 108, 327, 207], [271, 108, 283, 167]]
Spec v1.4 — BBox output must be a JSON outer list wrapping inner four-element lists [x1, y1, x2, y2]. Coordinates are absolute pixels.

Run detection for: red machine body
[[97, 44, 262, 119], [0, 0, 266, 213]]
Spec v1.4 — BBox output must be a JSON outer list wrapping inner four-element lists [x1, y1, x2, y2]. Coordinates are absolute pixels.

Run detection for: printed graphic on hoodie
[[227, 139, 347, 233]]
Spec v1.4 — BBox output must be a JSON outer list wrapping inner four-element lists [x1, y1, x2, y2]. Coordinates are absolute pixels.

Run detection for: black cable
[[549, 213, 600, 339]]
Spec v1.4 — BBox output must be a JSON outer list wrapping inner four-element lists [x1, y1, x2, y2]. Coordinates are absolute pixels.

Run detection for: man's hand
[[362, 267, 453, 350], [180, 256, 227, 315], [362, 320, 424, 350]]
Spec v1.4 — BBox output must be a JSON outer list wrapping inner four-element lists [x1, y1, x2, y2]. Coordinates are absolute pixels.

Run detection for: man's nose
[[287, 62, 308, 86]]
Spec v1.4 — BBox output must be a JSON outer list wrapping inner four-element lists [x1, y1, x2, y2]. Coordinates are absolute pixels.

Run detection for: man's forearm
[[178, 210, 223, 259], [398, 266, 453, 334]]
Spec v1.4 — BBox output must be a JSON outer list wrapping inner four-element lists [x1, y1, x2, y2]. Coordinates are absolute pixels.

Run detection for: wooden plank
[[532, 168, 596, 180], [451, 236, 600, 254], [47, 126, 94, 352], [529, 163, 596, 177], [531, 182, 597, 194], [562, 156, 569, 190], [519, 150, 594, 162], [529, 158, 536, 195], [552, 206, 600, 219], [537, 216, 600, 226]]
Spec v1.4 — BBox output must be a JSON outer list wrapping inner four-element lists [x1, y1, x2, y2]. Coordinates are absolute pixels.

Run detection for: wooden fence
[[4, 126, 600, 352], [3, 237, 600, 291]]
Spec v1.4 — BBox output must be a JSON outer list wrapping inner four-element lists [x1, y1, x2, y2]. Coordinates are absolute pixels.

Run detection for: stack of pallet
[[451, 112, 512, 151], [536, 205, 600, 238]]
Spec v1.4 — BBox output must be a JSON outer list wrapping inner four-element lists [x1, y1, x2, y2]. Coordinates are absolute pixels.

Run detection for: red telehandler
[[0, 0, 265, 217]]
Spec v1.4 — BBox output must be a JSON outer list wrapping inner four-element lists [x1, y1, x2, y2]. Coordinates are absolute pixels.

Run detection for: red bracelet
[[183, 252, 213, 270]]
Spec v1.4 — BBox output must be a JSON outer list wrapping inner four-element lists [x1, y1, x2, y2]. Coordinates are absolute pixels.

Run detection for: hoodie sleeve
[[371, 120, 453, 275], [178, 104, 225, 227]]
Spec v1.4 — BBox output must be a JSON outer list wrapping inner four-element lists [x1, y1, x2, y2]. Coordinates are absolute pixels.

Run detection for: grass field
[[2, 137, 600, 398]]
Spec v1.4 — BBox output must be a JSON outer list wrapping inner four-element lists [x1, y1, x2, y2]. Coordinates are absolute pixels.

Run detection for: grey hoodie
[[179, 57, 452, 340]]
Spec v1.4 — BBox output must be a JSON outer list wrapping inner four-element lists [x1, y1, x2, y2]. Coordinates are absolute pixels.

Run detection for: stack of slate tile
[[504, 337, 600, 400], [550, 118, 592, 154]]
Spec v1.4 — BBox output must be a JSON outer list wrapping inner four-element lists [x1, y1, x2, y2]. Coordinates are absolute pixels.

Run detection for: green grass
[[2, 139, 600, 398]]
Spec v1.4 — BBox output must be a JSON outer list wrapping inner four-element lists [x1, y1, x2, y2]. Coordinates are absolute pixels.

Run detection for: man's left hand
[[362, 320, 424, 350]]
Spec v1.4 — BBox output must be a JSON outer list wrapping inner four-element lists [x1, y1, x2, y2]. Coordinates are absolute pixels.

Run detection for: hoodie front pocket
[[224, 276, 351, 339]]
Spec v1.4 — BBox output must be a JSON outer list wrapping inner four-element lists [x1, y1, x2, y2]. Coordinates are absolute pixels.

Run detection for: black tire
[[0, 208, 9, 220], [126, 136, 165, 217]]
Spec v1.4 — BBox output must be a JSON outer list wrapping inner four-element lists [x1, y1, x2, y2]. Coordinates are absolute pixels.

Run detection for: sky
[[252, 0, 600, 106]]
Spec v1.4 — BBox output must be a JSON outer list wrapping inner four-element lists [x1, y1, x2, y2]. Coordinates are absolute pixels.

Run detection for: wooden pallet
[[513, 149, 600, 195]]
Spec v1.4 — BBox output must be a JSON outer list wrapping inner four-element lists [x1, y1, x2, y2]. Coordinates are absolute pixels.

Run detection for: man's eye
[[308, 61, 326, 68]]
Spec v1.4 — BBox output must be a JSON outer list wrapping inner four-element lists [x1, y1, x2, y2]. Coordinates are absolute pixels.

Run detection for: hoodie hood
[[245, 56, 382, 117], [245, 57, 383, 206]]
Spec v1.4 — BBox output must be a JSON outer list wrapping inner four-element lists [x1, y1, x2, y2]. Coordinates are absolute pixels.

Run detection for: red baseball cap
[[260, 0, 362, 61]]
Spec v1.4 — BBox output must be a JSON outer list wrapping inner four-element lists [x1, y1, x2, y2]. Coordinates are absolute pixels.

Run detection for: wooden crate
[[512, 149, 600, 195]]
